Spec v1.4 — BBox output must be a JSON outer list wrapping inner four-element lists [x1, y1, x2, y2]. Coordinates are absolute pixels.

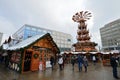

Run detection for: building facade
[[12, 24, 73, 52], [0, 32, 3, 45], [100, 19, 120, 51]]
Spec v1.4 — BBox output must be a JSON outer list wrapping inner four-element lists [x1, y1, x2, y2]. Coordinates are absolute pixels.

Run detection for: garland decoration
[[34, 54, 39, 59]]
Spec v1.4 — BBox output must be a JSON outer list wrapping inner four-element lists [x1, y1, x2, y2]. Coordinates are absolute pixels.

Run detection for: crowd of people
[[50, 53, 120, 79], [1, 51, 120, 79], [49, 54, 98, 72]]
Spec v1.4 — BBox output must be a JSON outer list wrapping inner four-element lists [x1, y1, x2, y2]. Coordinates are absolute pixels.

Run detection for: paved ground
[[0, 62, 120, 80]]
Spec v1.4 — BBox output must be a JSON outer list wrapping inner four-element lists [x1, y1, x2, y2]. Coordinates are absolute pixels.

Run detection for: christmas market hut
[[101, 50, 120, 66], [4, 33, 60, 73]]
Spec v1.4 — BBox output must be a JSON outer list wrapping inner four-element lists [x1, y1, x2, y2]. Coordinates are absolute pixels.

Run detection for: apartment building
[[100, 19, 120, 51]]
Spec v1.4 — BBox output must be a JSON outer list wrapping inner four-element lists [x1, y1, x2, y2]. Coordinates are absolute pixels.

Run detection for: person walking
[[58, 55, 63, 71], [92, 56, 96, 65], [110, 54, 119, 79], [50, 55, 55, 70], [71, 56, 75, 70], [77, 54, 83, 72], [62, 55, 65, 69], [83, 56, 88, 72]]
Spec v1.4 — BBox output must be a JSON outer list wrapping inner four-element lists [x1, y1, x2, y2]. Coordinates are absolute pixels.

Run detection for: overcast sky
[[0, 0, 120, 48]]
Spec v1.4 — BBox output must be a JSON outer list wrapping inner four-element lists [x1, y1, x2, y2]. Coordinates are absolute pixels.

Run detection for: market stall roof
[[72, 52, 86, 54], [100, 50, 120, 54], [6, 33, 60, 53], [89, 52, 98, 54], [100, 52, 110, 54], [60, 51, 99, 55], [111, 50, 120, 54], [3, 44, 9, 50]]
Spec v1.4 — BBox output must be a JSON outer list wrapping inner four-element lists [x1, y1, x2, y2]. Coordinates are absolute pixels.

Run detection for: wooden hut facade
[[5, 33, 59, 73]]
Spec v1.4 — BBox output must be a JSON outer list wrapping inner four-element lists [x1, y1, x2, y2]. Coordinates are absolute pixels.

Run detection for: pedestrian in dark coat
[[110, 54, 119, 79], [71, 56, 75, 70], [50, 55, 55, 70], [77, 55, 83, 72]]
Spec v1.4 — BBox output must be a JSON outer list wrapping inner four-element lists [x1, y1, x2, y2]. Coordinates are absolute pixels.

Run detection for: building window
[[67, 39, 71, 42], [31, 28, 36, 31], [26, 26, 31, 30], [38, 29, 42, 32]]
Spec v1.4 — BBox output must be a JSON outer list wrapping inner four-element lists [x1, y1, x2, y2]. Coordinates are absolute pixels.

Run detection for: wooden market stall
[[61, 51, 101, 64], [5, 33, 60, 73], [101, 52, 111, 66], [101, 51, 120, 66]]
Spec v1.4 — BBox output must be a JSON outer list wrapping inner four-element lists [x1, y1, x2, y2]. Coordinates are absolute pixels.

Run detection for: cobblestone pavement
[[0, 62, 120, 80]]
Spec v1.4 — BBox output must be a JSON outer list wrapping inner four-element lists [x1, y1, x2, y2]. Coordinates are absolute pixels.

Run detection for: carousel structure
[[72, 11, 97, 52]]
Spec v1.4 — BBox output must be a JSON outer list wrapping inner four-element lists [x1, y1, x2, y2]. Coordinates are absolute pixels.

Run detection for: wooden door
[[23, 50, 33, 72], [31, 51, 40, 71]]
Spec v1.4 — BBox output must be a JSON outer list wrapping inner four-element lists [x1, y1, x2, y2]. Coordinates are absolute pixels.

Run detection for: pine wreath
[[33, 54, 39, 59]]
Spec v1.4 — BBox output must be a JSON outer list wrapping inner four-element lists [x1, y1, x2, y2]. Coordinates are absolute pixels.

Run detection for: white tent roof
[[101, 52, 110, 54], [7, 33, 46, 50], [89, 52, 98, 54], [72, 52, 86, 54], [3, 44, 9, 50], [60, 51, 98, 55], [111, 50, 119, 54]]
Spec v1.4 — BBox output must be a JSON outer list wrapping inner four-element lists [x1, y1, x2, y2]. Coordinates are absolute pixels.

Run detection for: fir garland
[[34, 54, 39, 59]]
